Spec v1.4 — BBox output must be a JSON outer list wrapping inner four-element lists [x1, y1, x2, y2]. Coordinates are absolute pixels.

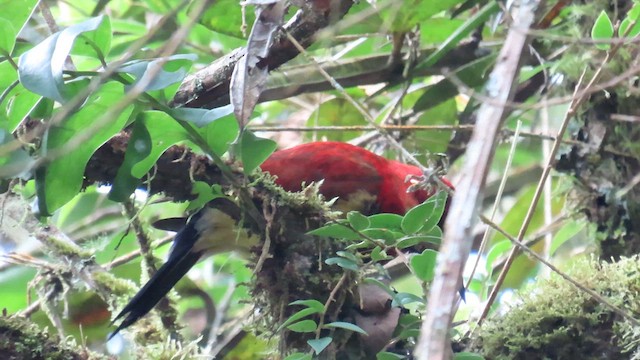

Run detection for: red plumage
[[109, 141, 453, 338], [261, 141, 452, 214]]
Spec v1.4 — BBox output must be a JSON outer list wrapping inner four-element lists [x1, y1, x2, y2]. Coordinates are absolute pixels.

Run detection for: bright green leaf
[[591, 10, 614, 50], [453, 352, 485, 360], [287, 320, 318, 333], [368, 213, 403, 230], [485, 240, 512, 275], [0, 18, 16, 53], [0, 0, 37, 50], [377, 352, 406, 360], [289, 299, 325, 313], [379, 0, 463, 32], [308, 223, 362, 240], [361, 228, 401, 244], [71, 16, 112, 59], [402, 199, 436, 234], [371, 246, 391, 262], [325, 256, 359, 271], [323, 321, 368, 335], [117, 54, 196, 93], [305, 98, 366, 142], [392, 292, 425, 307], [109, 110, 189, 202], [550, 219, 586, 256], [284, 353, 312, 360], [396, 226, 443, 248], [0, 125, 32, 179], [347, 211, 370, 231], [410, 249, 438, 282], [620, 4, 640, 37], [36, 82, 131, 214], [240, 131, 277, 175], [197, 114, 239, 157], [199, 0, 256, 38], [278, 308, 322, 332]]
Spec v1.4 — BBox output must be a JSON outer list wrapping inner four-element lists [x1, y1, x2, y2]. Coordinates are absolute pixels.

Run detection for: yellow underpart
[[192, 207, 260, 255]]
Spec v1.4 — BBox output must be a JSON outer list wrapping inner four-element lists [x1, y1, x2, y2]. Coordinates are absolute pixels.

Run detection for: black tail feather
[[109, 250, 202, 339]]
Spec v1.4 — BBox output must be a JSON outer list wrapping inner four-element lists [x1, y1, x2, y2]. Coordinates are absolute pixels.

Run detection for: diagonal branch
[[415, 1, 545, 359]]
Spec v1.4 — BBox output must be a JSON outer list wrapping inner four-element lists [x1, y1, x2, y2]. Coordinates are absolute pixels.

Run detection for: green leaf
[[278, 307, 322, 332], [396, 226, 443, 248], [377, 352, 406, 360], [550, 219, 586, 256], [109, 110, 189, 202], [36, 82, 131, 215], [18, 16, 107, 103], [289, 299, 325, 313], [410, 249, 438, 282], [453, 352, 485, 360], [591, 10, 614, 50], [0, 0, 37, 52], [407, 98, 458, 155], [325, 257, 359, 271], [0, 17, 16, 53], [620, 4, 640, 38], [117, 54, 196, 93], [379, 0, 463, 32], [0, 61, 43, 132], [304, 98, 366, 142], [199, 0, 256, 38], [308, 223, 362, 240], [240, 131, 277, 175], [363, 277, 395, 296], [370, 246, 391, 262], [361, 228, 401, 244], [287, 320, 318, 333], [420, 18, 466, 45], [413, 55, 493, 113], [335, 250, 358, 262], [485, 240, 512, 275], [392, 292, 425, 307], [170, 105, 234, 127], [5, 84, 42, 132], [284, 353, 312, 360], [402, 200, 436, 234], [307, 337, 332, 354], [367, 213, 403, 230], [417, 1, 499, 71], [420, 191, 448, 232], [187, 182, 223, 211], [347, 211, 370, 231], [197, 114, 239, 157], [70, 16, 112, 59], [323, 321, 367, 335], [0, 124, 31, 179]]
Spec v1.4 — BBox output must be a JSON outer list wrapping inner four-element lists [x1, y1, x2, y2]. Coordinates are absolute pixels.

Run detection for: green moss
[[474, 256, 640, 359], [0, 315, 107, 360], [46, 234, 95, 259]]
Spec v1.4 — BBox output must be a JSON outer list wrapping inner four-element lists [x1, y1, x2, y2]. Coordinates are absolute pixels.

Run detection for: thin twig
[[476, 69, 587, 328], [314, 273, 348, 341], [464, 121, 522, 298]]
